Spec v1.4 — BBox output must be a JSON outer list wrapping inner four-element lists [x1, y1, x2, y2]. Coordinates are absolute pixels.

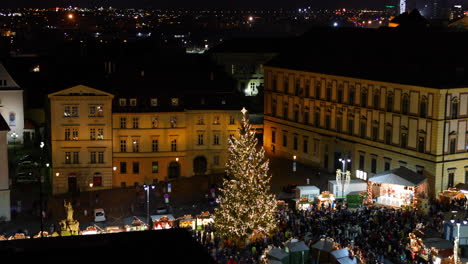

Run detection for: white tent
[[369, 167, 426, 187], [296, 186, 320, 200]]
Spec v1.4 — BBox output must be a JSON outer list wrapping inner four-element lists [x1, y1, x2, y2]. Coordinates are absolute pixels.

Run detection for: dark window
[[384, 161, 390, 171], [293, 136, 298, 150], [360, 122, 366, 138], [304, 112, 309, 124], [465, 170, 468, 184], [448, 172, 454, 188], [373, 93, 379, 109], [452, 101, 459, 119], [359, 155, 365, 170], [283, 134, 287, 147], [326, 87, 331, 101], [418, 137, 425, 153], [336, 117, 342, 133], [272, 78, 277, 91], [402, 95, 409, 115], [450, 138, 456, 154], [348, 119, 354, 136], [325, 115, 331, 130], [294, 110, 299, 122], [371, 158, 377, 173], [361, 91, 367, 108], [401, 133, 408, 148], [284, 77, 288, 92], [349, 90, 355, 105], [337, 89, 343, 104], [303, 139, 308, 153], [372, 126, 378, 141], [315, 112, 320, 127], [272, 103, 277, 117], [120, 162, 127, 173], [272, 130, 276, 143], [420, 100, 427, 118], [283, 105, 288, 120], [385, 128, 392, 145], [295, 81, 300, 96], [132, 162, 139, 174], [386, 95, 393, 112], [315, 83, 321, 99]]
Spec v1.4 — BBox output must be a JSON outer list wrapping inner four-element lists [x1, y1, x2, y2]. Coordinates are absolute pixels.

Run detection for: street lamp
[[293, 155, 297, 172], [143, 184, 155, 229], [450, 218, 462, 264], [11, 132, 18, 155], [38, 141, 45, 237], [336, 158, 351, 201]]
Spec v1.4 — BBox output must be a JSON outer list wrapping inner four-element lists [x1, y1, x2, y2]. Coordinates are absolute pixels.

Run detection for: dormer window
[[119, 98, 127, 106], [151, 98, 158, 107], [130, 98, 137, 106], [32, 65, 40, 72], [171, 98, 179, 106], [221, 99, 226, 105]]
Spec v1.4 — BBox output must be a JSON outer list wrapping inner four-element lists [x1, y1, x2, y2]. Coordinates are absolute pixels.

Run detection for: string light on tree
[[214, 107, 277, 244]]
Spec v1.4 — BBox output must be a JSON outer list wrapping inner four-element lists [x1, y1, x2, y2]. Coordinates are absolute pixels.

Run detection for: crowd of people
[[193, 197, 462, 264]]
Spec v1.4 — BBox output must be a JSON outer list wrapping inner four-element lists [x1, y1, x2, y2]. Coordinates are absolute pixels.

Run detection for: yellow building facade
[[49, 85, 241, 194], [264, 67, 468, 197], [49, 85, 114, 194]]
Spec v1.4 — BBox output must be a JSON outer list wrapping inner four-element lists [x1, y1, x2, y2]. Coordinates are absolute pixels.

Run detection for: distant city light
[[248, 16, 253, 21], [67, 13, 74, 19], [333, 22, 338, 27]]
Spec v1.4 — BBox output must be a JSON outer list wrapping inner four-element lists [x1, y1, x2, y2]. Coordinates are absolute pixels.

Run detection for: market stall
[[125, 217, 148, 231], [316, 192, 335, 209], [151, 214, 175, 230], [295, 197, 314, 210], [266, 247, 290, 264], [285, 240, 309, 264], [368, 167, 427, 208], [310, 237, 337, 263], [277, 200, 288, 211], [439, 188, 466, 203], [178, 214, 196, 230], [330, 248, 358, 264], [196, 211, 214, 230], [409, 228, 454, 264]]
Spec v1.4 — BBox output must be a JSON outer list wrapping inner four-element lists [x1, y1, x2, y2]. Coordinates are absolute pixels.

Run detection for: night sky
[[0, 0, 466, 9]]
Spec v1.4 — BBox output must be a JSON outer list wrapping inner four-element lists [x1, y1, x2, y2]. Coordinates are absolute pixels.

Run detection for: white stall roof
[[151, 214, 176, 221], [297, 185, 320, 191]]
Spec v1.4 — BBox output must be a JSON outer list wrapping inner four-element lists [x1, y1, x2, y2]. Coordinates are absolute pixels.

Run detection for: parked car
[[94, 208, 106, 222]]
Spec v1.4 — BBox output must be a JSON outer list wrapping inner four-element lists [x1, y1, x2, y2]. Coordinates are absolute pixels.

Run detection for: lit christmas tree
[[214, 107, 277, 244]]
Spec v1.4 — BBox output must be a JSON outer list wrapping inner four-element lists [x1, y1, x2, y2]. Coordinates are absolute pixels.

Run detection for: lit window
[[170, 116, 177, 128], [96, 106, 103, 117], [130, 98, 137, 106], [32, 65, 40, 72], [65, 152, 71, 164], [213, 116, 220, 125], [64, 106, 71, 117], [171, 98, 179, 106], [132, 139, 139, 152], [90, 128, 96, 140], [72, 128, 79, 140], [171, 139, 177, 152], [97, 128, 104, 140], [152, 161, 159, 173], [151, 98, 158, 107], [119, 98, 127, 106]]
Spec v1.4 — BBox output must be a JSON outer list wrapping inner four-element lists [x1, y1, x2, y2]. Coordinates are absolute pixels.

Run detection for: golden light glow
[[67, 13, 74, 20]]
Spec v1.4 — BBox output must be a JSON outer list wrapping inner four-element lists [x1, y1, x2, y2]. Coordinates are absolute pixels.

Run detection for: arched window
[[373, 90, 380, 110], [349, 86, 356, 105], [420, 97, 428, 118], [386, 92, 394, 112], [451, 98, 459, 119], [361, 89, 368, 108], [315, 82, 321, 99], [402, 94, 409, 115]]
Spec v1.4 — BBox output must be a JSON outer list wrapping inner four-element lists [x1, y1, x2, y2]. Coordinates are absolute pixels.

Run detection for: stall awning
[[369, 167, 426, 187]]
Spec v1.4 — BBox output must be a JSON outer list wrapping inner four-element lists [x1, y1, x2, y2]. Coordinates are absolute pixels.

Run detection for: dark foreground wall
[[0, 228, 215, 263]]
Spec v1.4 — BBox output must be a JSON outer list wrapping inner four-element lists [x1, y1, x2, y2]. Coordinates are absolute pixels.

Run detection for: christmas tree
[[214, 107, 277, 243]]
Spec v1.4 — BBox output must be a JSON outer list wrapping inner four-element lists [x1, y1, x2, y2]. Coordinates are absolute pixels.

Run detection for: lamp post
[[450, 218, 464, 264], [11, 132, 18, 155], [38, 141, 45, 237], [143, 184, 155, 229], [293, 155, 297, 172], [336, 158, 351, 200]]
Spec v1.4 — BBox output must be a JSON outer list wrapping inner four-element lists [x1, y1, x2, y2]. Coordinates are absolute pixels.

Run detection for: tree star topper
[[241, 107, 248, 115]]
